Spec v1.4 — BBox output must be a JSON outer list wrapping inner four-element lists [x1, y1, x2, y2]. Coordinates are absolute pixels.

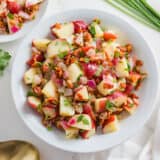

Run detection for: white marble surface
[[0, 0, 160, 159]]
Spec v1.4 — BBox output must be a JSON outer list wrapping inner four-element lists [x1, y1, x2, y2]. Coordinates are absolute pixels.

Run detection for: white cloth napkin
[[43, 0, 160, 159]]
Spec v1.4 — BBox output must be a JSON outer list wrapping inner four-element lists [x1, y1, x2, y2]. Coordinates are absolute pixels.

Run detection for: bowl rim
[[11, 8, 160, 153], [0, 0, 49, 43]]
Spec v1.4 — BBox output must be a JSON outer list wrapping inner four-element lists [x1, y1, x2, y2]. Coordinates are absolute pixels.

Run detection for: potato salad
[[0, 0, 44, 34], [23, 19, 147, 139]]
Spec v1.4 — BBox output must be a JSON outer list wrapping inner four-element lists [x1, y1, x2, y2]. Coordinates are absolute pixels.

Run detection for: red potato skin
[[80, 121, 95, 139], [43, 107, 57, 118], [83, 104, 96, 121], [7, 1, 21, 14], [82, 46, 95, 53], [73, 20, 88, 33], [27, 98, 38, 110], [97, 98, 107, 113], [50, 23, 63, 38], [102, 115, 115, 127], [27, 53, 45, 67], [50, 28, 59, 38]]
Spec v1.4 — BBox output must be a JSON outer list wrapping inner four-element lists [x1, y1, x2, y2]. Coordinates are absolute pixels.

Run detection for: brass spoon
[[0, 140, 40, 160]]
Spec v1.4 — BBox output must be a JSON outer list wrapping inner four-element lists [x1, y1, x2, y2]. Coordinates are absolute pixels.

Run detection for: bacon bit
[[44, 104, 57, 108], [133, 98, 139, 106], [130, 93, 139, 99], [33, 86, 42, 96], [75, 92, 83, 100], [136, 59, 143, 66], [27, 54, 44, 67], [119, 51, 126, 57], [42, 64, 50, 73], [90, 53, 105, 62], [125, 44, 133, 53], [65, 54, 71, 65], [55, 121, 64, 130], [64, 53, 76, 65], [82, 46, 94, 53], [83, 31, 92, 42], [80, 57, 85, 62], [103, 83, 114, 89], [105, 52, 112, 63], [70, 57, 76, 63], [120, 83, 126, 89], [45, 97, 57, 104], [104, 115, 115, 125], [129, 72, 141, 83], [73, 48, 82, 56], [55, 66, 63, 78], [52, 23, 61, 29], [66, 79, 73, 89], [135, 81, 142, 91], [125, 83, 134, 94], [117, 46, 127, 52]]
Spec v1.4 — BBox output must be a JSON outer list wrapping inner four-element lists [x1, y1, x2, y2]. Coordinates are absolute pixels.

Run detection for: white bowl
[[0, 0, 49, 43], [11, 9, 160, 153]]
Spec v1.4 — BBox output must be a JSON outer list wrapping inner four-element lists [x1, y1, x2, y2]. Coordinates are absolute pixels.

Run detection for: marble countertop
[[0, 0, 160, 159]]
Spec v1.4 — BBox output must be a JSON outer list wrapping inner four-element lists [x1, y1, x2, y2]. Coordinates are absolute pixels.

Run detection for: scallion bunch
[[105, 0, 160, 31]]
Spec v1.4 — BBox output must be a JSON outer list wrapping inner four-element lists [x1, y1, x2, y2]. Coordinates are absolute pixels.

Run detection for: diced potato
[[51, 22, 74, 40], [17, 0, 26, 7], [95, 98, 107, 113], [80, 121, 95, 139], [110, 91, 127, 107], [117, 78, 126, 91], [42, 107, 57, 119], [32, 39, 51, 52], [97, 75, 117, 96], [60, 96, 75, 116], [65, 127, 79, 139], [47, 39, 70, 58], [102, 42, 119, 60], [27, 96, 41, 109], [102, 115, 119, 133], [24, 68, 42, 85], [7, 14, 21, 34], [115, 58, 129, 77], [74, 86, 89, 101], [42, 80, 58, 100], [68, 114, 92, 130], [124, 105, 137, 115], [67, 63, 83, 83]]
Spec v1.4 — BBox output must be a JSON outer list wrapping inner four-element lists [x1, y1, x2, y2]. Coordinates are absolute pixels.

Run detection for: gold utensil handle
[[0, 140, 40, 160]]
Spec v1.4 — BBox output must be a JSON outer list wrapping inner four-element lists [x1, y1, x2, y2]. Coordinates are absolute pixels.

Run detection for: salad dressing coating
[[23, 18, 147, 139], [0, 0, 44, 34]]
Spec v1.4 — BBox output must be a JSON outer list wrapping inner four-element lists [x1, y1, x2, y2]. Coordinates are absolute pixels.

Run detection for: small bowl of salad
[[11, 9, 159, 153], [0, 0, 48, 43]]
